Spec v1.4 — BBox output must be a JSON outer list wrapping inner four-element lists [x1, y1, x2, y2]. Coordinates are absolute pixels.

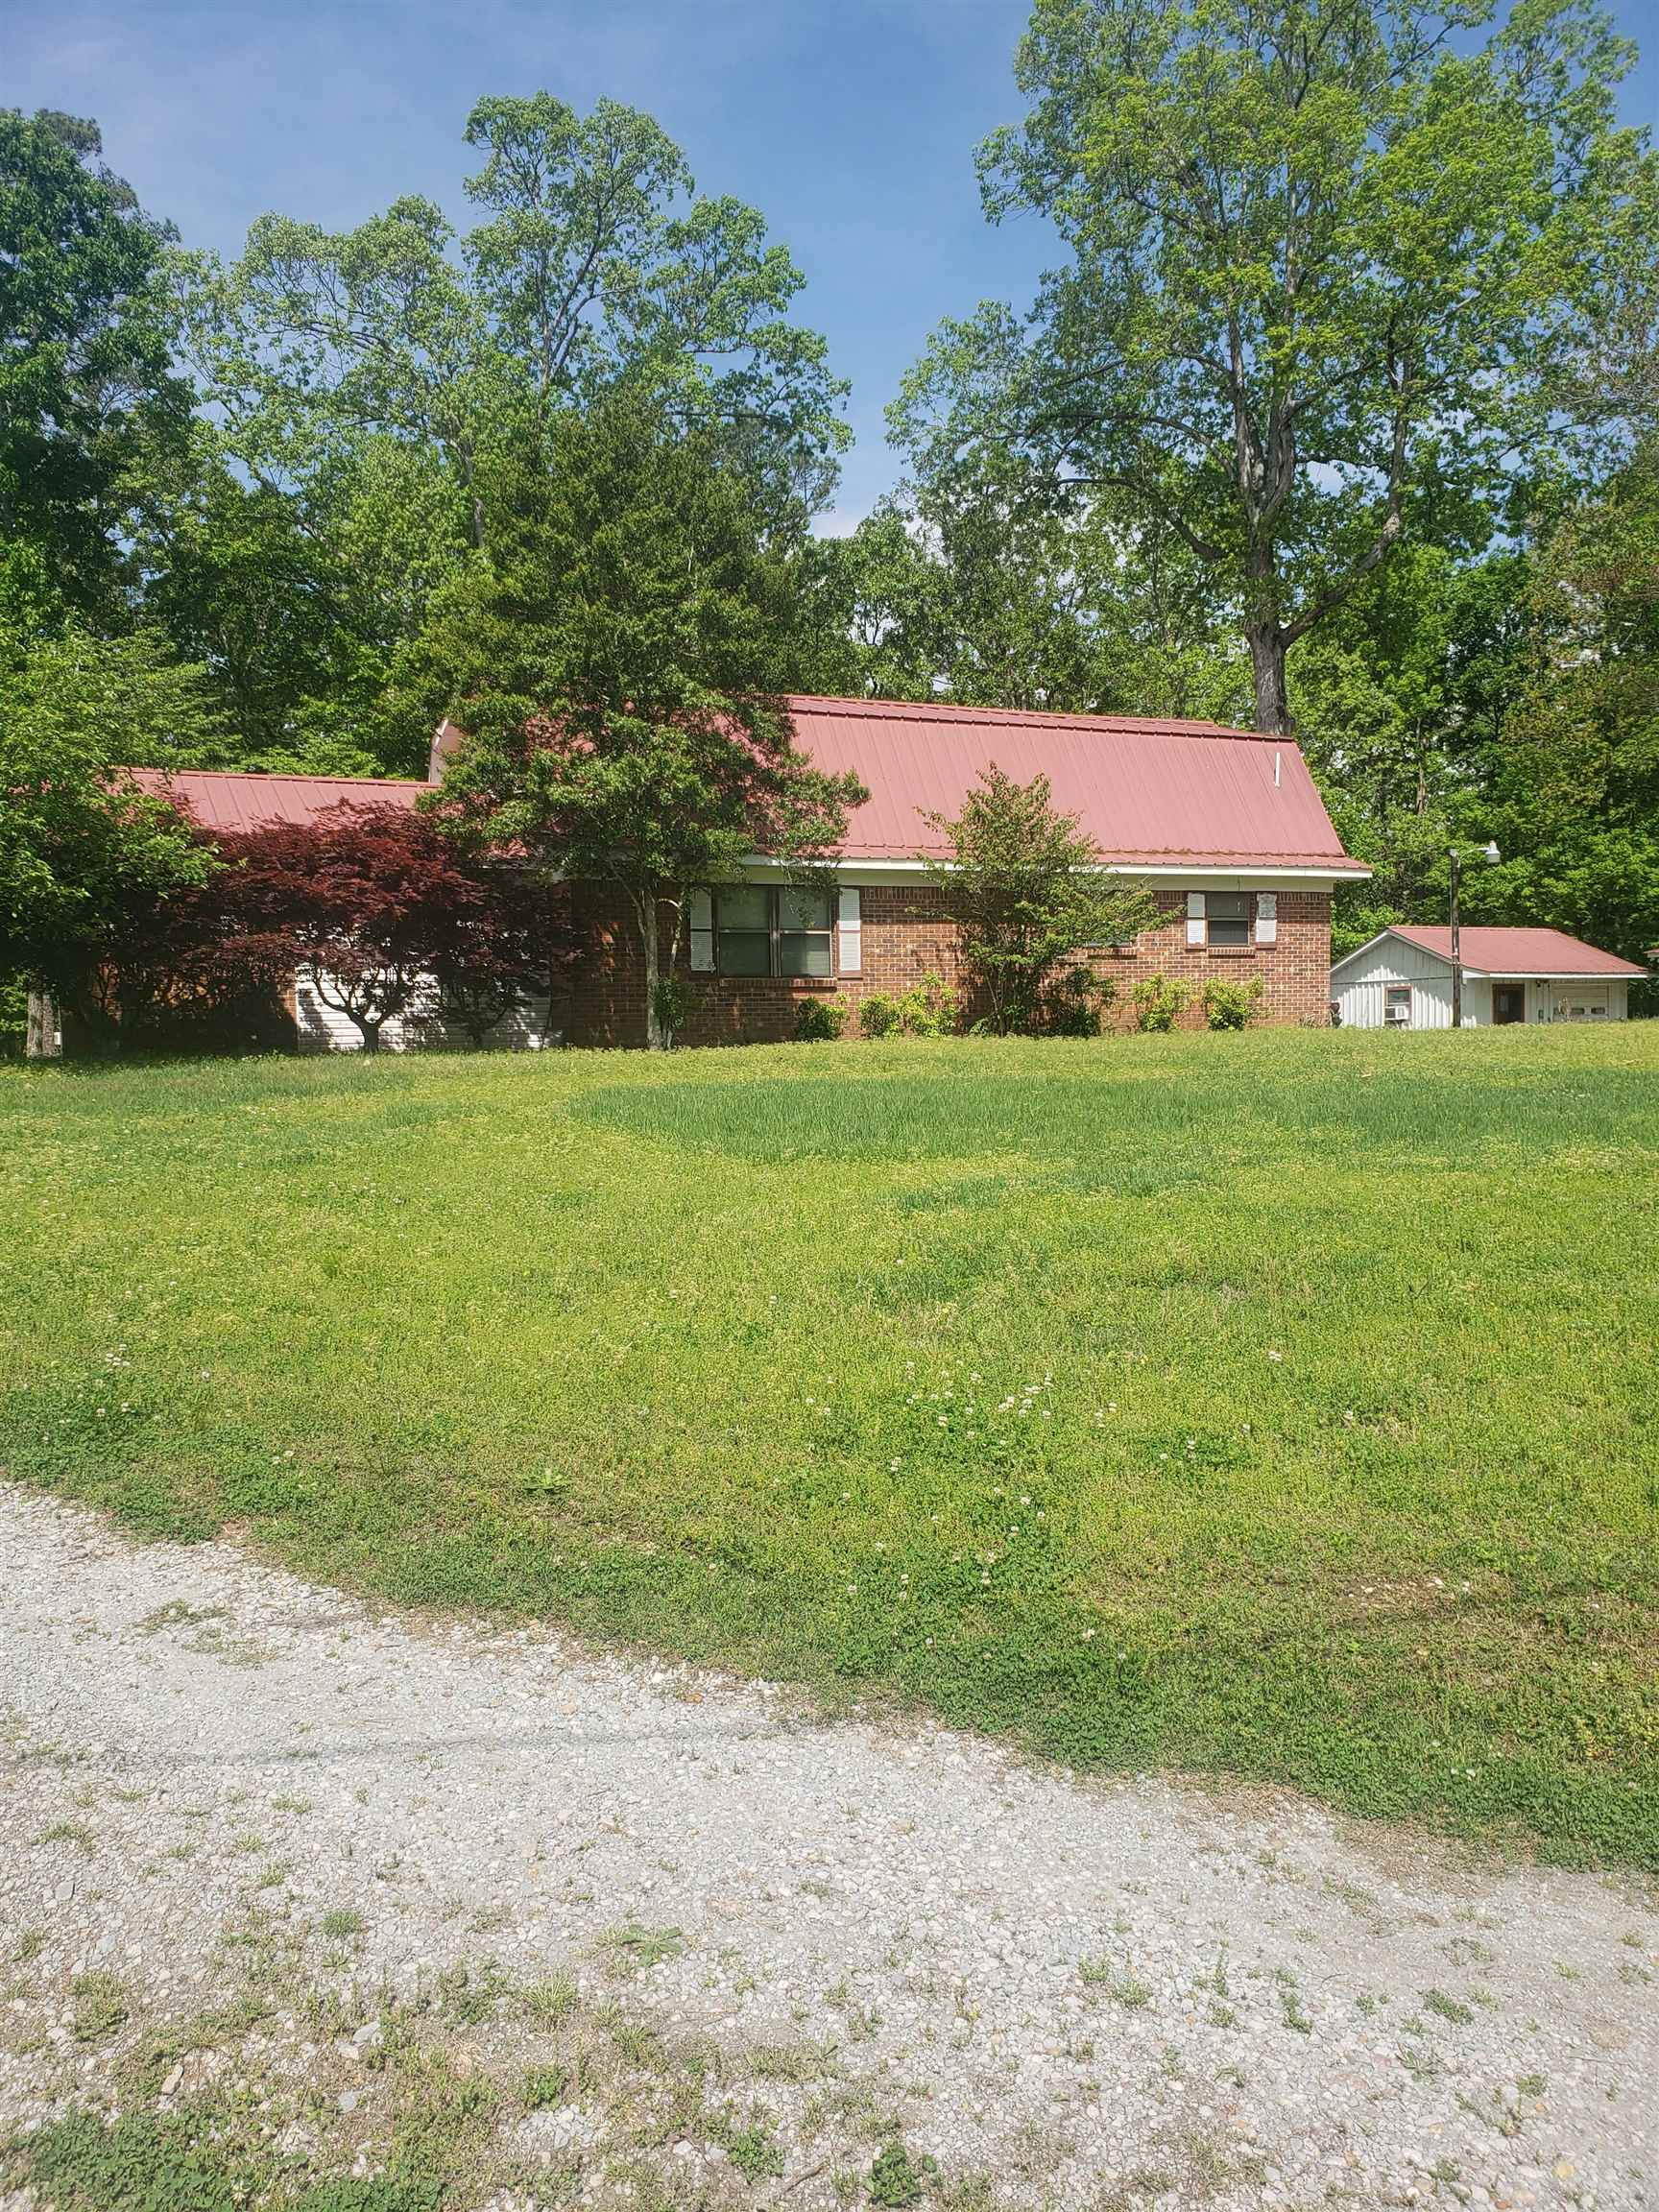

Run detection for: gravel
[[2, 1480, 1654, 2209]]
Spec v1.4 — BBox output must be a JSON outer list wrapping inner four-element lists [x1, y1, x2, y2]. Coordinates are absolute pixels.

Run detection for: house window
[[1383, 983, 1412, 1025], [1206, 891, 1250, 949], [713, 886, 833, 978]]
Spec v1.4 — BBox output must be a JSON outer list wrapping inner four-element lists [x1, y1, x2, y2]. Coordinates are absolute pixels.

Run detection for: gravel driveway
[[2, 1481, 1653, 2211]]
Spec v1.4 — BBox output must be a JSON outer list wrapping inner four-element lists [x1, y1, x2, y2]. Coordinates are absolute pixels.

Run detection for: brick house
[[144, 693, 1368, 1048]]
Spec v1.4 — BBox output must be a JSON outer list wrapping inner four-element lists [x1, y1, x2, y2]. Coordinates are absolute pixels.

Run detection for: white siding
[[1334, 940, 1632, 1027], [1331, 938, 1466, 1029], [294, 967, 558, 1053]]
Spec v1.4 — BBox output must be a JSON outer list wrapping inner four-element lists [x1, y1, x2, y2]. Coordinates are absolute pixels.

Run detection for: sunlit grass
[[3, 1025, 1656, 1864]]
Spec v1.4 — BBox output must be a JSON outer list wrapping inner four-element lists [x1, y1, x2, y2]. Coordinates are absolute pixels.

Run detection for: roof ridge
[[132, 767, 433, 786], [782, 693, 1266, 741]]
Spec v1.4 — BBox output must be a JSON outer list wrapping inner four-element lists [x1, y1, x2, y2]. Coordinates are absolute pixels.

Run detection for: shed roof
[[127, 694, 1366, 875], [1336, 925, 1647, 979]]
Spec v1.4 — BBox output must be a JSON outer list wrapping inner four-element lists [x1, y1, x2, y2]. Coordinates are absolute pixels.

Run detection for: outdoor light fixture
[[1449, 839, 1501, 1029]]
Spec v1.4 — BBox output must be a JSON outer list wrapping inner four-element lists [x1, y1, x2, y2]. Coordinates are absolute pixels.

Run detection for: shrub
[[1133, 974, 1191, 1032], [858, 974, 957, 1039], [1201, 975, 1264, 1030], [920, 766, 1156, 1032], [793, 996, 848, 1042], [1042, 965, 1117, 1037]]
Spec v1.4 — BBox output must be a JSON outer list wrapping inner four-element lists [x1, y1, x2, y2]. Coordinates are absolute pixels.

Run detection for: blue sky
[[8, 0, 1656, 533]]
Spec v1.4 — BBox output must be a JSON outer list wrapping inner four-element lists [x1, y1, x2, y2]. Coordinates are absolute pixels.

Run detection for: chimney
[[428, 718, 466, 785]]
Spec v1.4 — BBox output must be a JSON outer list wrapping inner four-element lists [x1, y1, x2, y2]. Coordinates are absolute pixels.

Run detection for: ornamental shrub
[[1132, 974, 1191, 1032], [1042, 964, 1117, 1037], [857, 974, 957, 1039], [1201, 975, 1264, 1030], [793, 996, 847, 1041]]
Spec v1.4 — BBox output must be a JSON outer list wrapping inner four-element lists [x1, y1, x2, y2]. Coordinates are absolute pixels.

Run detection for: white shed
[[1331, 926, 1646, 1029]]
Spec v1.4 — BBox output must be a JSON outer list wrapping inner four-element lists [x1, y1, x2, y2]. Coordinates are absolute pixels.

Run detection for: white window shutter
[[1256, 891, 1278, 945], [1186, 890, 1206, 947], [689, 889, 714, 973], [837, 886, 862, 974]]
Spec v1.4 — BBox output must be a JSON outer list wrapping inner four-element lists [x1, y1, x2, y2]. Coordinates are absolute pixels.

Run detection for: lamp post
[[1448, 840, 1501, 1029]]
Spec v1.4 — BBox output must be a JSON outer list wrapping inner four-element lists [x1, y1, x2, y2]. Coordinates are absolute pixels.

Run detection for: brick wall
[[567, 882, 1334, 1046]]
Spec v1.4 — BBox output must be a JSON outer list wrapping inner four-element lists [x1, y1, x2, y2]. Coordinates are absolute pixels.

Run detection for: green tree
[[801, 490, 1245, 717], [183, 93, 846, 561], [893, 0, 1654, 734], [921, 766, 1158, 1033], [0, 629, 222, 1052], [1478, 442, 1659, 968], [427, 394, 865, 1049], [0, 108, 188, 626]]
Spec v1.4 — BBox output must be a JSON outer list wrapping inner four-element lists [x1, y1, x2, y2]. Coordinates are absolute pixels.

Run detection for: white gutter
[[737, 855, 1369, 886]]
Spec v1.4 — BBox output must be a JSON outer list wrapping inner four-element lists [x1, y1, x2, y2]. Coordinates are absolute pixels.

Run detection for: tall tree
[[182, 93, 847, 560], [427, 393, 864, 1049], [0, 109, 188, 627], [0, 629, 222, 1050], [801, 489, 1245, 716], [892, 0, 1655, 733]]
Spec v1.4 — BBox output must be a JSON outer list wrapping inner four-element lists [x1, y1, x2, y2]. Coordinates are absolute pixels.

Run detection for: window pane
[[1208, 892, 1249, 948], [780, 932, 831, 978], [717, 885, 769, 931], [779, 886, 831, 933], [718, 930, 771, 975]]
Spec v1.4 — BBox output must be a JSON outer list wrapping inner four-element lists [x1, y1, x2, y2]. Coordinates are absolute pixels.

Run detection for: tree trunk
[[1246, 622, 1291, 737], [639, 896, 666, 1051], [25, 987, 60, 1062]]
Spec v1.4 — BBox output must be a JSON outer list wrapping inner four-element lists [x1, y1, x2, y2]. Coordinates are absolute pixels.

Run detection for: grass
[[1, 1026, 1655, 1866]]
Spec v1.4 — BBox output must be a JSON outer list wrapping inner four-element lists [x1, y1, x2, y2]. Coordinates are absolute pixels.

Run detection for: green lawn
[[3, 1027, 1656, 1865]]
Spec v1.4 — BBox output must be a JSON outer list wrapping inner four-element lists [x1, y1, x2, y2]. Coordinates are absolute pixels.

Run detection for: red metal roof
[[125, 695, 1366, 874], [783, 696, 1362, 869], [1385, 926, 1647, 978], [129, 768, 427, 834]]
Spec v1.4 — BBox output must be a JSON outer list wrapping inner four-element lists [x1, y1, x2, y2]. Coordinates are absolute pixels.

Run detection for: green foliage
[[0, 110, 189, 628], [1201, 976, 1264, 1032], [520, 2063, 569, 2110], [894, 0, 1655, 730], [857, 974, 958, 1039], [1132, 974, 1190, 1032], [922, 767, 1157, 1033], [1041, 965, 1116, 1039], [2, 1030, 1657, 1864], [18, 2104, 444, 2212], [107, 90, 852, 767], [429, 390, 864, 1046], [793, 996, 848, 1042], [0, 628, 219, 1015], [868, 2141, 928, 2206]]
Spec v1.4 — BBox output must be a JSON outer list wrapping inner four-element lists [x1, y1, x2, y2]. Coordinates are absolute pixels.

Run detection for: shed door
[[1492, 983, 1526, 1025]]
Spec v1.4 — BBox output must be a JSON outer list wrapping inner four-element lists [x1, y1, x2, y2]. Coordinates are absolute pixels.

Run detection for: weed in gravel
[[712, 2113, 785, 2181], [522, 1974, 578, 2025], [35, 1819, 95, 1855], [521, 2062, 571, 2110], [436, 1960, 507, 2025], [1080, 1957, 1153, 2009], [869, 2140, 929, 2206], [69, 1974, 130, 2043], [1422, 1988, 1475, 2027], [603, 1923, 686, 1975], [319, 1908, 366, 1940], [750, 2041, 836, 2084], [1274, 1968, 1312, 2034], [13, 1930, 44, 1965]]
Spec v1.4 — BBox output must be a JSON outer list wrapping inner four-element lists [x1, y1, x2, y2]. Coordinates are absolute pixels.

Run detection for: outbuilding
[[1330, 925, 1647, 1028]]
